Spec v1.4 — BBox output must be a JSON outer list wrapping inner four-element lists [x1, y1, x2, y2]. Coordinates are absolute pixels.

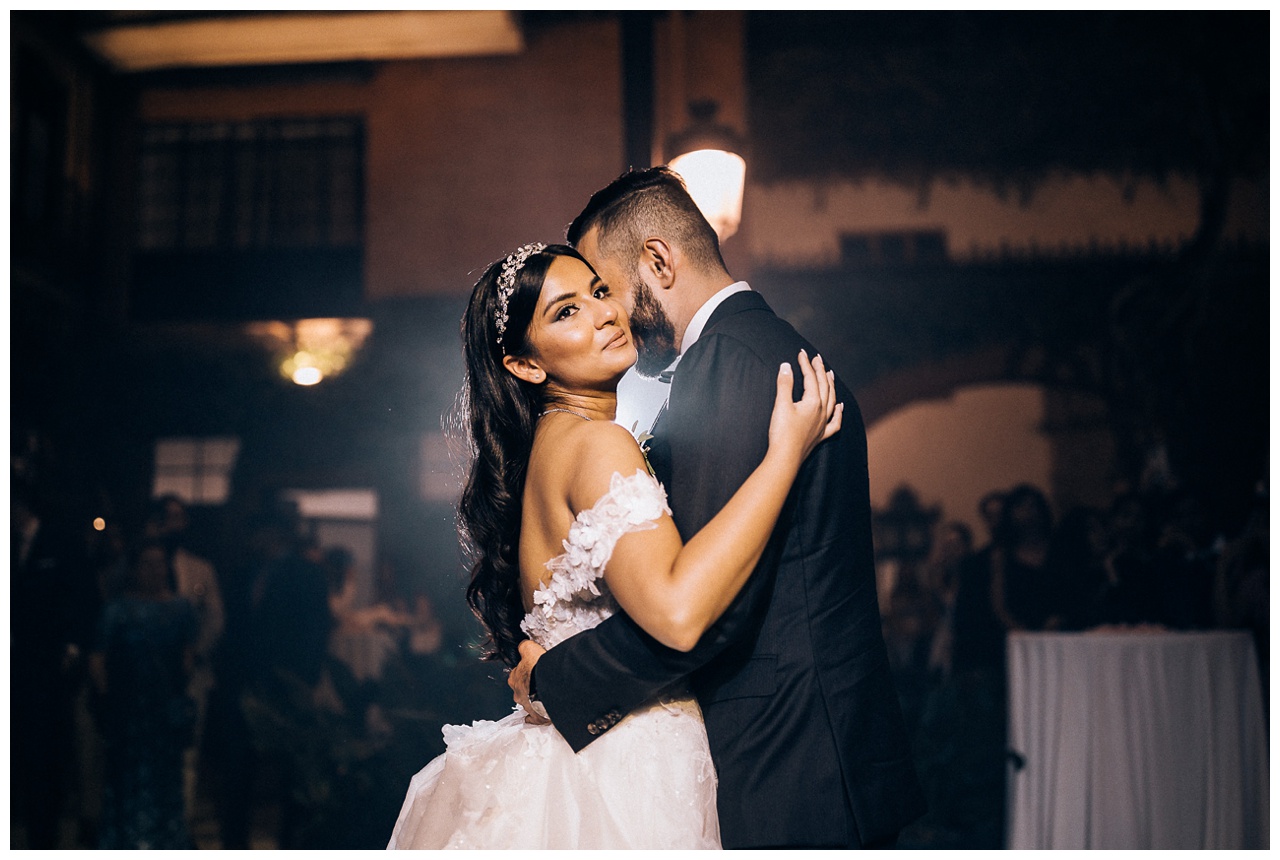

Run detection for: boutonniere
[[631, 422, 657, 478]]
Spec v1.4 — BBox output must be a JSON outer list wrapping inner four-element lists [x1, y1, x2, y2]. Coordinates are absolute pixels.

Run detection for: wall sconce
[[246, 317, 373, 386], [666, 99, 746, 242]]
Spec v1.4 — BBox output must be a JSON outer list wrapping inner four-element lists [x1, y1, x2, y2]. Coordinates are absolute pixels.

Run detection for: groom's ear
[[501, 354, 547, 386], [640, 237, 677, 290]]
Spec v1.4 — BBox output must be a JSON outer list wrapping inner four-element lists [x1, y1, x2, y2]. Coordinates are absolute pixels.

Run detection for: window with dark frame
[[136, 117, 364, 253], [152, 437, 241, 505]]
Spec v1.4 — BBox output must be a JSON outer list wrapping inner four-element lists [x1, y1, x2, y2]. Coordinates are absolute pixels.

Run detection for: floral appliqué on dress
[[519, 469, 670, 650]]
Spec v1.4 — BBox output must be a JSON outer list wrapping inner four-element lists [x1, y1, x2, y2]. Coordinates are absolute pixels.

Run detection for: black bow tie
[[657, 369, 675, 384]]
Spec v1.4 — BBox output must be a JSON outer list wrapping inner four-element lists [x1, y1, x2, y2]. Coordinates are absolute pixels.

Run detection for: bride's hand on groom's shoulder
[[509, 638, 550, 725], [768, 350, 844, 467]]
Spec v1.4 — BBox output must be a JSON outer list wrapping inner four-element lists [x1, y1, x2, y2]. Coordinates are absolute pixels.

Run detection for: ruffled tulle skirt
[[387, 695, 720, 849]]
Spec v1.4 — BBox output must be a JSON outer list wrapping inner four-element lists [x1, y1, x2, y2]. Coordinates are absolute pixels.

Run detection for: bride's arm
[[571, 351, 841, 652]]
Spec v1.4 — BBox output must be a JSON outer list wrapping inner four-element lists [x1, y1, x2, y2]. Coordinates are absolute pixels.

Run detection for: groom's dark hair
[[566, 166, 727, 275]]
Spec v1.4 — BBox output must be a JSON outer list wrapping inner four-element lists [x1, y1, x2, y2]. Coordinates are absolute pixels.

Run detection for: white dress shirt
[[615, 281, 752, 436]]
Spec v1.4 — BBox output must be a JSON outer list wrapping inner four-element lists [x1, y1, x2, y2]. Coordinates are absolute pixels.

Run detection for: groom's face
[[576, 227, 678, 378]]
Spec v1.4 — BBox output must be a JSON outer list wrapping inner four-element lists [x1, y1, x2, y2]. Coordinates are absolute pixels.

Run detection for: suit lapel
[[647, 407, 674, 487], [646, 290, 770, 489]]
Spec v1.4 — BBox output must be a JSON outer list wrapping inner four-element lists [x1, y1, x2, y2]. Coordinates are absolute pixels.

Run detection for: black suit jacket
[[534, 291, 925, 848]]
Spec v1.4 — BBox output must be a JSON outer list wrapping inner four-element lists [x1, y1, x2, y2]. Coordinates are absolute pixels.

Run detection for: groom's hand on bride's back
[[509, 638, 550, 724]]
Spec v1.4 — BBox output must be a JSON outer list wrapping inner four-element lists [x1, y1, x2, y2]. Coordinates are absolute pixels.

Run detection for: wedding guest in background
[[248, 510, 335, 848], [944, 484, 1053, 849], [1042, 506, 1109, 631], [976, 491, 1005, 553], [325, 546, 413, 639], [12, 480, 97, 848], [145, 494, 226, 820], [951, 484, 1054, 674], [405, 590, 444, 658], [944, 492, 1006, 676], [90, 540, 197, 850], [208, 511, 281, 849], [1214, 479, 1268, 700], [147, 495, 226, 659], [1149, 489, 1217, 629], [249, 511, 334, 697], [1095, 492, 1163, 627], [71, 517, 133, 845], [923, 520, 973, 677], [883, 557, 943, 738], [95, 520, 132, 600], [324, 545, 414, 699]]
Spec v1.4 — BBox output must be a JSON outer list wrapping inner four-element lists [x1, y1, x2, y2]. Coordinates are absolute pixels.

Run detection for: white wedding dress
[[387, 469, 721, 850]]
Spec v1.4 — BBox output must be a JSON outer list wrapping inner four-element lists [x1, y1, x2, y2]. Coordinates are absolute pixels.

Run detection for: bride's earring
[[502, 354, 547, 386]]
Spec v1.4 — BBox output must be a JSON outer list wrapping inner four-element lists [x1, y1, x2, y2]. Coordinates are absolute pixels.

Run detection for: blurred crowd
[[883, 476, 1270, 848], [11, 481, 506, 850], [12, 465, 1268, 850]]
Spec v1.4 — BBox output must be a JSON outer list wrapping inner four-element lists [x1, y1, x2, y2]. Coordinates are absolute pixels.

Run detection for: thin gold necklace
[[539, 407, 592, 421]]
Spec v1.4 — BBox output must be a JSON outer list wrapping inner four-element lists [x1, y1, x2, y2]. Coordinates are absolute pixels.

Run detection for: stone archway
[[858, 348, 1116, 539]]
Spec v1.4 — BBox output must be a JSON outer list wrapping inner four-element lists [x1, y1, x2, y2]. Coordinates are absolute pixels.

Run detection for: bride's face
[[509, 255, 637, 391]]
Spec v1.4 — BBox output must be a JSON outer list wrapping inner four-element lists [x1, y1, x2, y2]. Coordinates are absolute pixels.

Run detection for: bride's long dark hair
[[457, 243, 589, 667]]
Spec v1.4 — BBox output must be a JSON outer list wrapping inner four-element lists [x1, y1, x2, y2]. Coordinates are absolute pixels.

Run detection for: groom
[[510, 166, 925, 848]]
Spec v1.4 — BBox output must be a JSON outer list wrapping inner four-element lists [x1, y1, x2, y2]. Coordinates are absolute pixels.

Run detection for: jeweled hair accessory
[[495, 242, 546, 352]]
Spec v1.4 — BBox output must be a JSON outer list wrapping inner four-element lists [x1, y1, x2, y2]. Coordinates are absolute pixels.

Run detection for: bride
[[387, 242, 841, 849]]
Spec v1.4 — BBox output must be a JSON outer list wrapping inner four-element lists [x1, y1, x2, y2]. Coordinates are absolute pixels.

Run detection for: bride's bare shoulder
[[577, 418, 644, 453], [543, 420, 648, 508]]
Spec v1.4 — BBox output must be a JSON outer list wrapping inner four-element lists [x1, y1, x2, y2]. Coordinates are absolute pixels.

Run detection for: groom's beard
[[628, 278, 678, 378]]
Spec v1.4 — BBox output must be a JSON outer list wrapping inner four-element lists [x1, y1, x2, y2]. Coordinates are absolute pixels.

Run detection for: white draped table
[[1006, 630, 1268, 849]]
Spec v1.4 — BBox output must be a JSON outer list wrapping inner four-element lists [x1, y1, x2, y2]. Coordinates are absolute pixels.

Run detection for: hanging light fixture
[[666, 99, 747, 242], [246, 317, 373, 386]]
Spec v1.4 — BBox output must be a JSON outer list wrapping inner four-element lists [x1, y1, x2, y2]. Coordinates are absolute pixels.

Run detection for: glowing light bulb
[[668, 149, 745, 241], [292, 366, 323, 386], [93, 517, 106, 531]]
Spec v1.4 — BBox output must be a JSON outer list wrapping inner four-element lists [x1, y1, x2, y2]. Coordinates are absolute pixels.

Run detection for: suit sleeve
[[533, 332, 788, 751]]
